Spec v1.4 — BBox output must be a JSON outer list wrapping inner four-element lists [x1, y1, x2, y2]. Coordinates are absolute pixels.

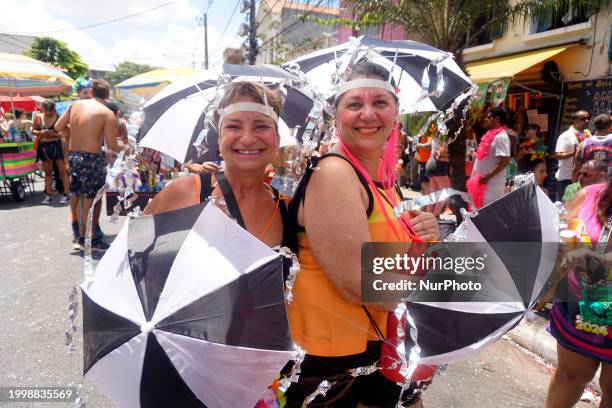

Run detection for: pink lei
[[466, 126, 508, 209]]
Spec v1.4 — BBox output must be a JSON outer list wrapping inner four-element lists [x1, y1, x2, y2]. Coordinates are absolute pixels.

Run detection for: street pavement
[[0, 181, 597, 407]]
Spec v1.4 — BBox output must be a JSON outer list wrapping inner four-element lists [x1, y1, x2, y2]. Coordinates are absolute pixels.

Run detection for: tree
[[24, 37, 89, 79], [106, 61, 158, 86], [323, 0, 610, 66], [314, 0, 610, 189]]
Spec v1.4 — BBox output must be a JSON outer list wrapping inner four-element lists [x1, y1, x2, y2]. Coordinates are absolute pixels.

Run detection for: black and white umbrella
[[137, 64, 315, 164], [284, 36, 473, 113], [80, 203, 293, 407], [406, 183, 559, 364]]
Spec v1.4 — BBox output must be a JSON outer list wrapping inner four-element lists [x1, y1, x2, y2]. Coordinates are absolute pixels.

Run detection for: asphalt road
[[0, 181, 596, 408]]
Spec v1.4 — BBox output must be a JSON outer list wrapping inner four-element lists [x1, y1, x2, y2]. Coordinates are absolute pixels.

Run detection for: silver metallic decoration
[[278, 246, 300, 304], [394, 188, 473, 215], [302, 380, 335, 406], [350, 364, 380, 377], [64, 286, 79, 353], [279, 344, 306, 392], [73, 383, 86, 408]]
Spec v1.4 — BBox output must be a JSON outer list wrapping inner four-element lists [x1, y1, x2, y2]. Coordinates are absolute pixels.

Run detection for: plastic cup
[[560, 229, 577, 243]]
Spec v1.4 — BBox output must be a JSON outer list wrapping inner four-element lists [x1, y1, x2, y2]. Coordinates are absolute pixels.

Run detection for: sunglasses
[[577, 117, 590, 121]]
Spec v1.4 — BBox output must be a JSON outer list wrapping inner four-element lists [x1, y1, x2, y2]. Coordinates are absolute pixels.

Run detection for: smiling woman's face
[[218, 96, 279, 173], [335, 84, 398, 156]]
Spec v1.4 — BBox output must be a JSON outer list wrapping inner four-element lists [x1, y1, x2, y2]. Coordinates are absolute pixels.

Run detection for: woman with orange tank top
[[285, 61, 440, 407]]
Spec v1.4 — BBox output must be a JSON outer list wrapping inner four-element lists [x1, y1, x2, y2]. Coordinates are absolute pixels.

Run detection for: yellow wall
[[463, 6, 612, 81]]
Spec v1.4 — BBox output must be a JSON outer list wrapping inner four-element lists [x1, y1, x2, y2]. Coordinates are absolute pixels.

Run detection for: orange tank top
[[288, 185, 410, 357], [417, 135, 432, 163]]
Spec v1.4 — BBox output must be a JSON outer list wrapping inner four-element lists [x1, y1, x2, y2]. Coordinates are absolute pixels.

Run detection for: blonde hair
[[213, 82, 282, 128]]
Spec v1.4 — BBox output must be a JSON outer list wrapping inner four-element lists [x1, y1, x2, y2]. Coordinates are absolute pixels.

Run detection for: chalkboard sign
[[559, 78, 612, 133]]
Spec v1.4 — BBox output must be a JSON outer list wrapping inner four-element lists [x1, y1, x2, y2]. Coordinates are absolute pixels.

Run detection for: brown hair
[[213, 82, 282, 128], [92, 79, 111, 100]]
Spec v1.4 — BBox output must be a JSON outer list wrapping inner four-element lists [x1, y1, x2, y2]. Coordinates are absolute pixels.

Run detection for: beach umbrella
[[81, 203, 293, 408], [0, 53, 74, 97], [137, 64, 315, 164], [284, 36, 473, 113], [406, 182, 559, 364], [0, 95, 45, 112], [115, 67, 200, 109]]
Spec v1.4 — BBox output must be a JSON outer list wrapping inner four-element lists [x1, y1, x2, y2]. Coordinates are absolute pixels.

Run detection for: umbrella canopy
[[0, 95, 45, 112], [81, 203, 293, 408], [0, 53, 74, 96], [137, 64, 315, 164], [284, 36, 473, 113], [406, 183, 559, 364], [116, 67, 200, 108]]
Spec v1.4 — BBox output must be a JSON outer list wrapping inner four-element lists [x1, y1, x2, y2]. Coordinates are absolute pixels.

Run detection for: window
[[532, 4, 590, 33]]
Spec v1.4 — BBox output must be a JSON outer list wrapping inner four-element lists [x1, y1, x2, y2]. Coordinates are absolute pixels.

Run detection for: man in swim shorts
[[56, 79, 122, 251]]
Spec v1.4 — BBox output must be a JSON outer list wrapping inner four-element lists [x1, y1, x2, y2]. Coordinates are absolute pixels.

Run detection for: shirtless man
[[56, 79, 122, 251]]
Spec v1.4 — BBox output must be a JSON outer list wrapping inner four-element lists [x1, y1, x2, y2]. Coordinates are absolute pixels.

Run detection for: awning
[[465, 45, 569, 84]]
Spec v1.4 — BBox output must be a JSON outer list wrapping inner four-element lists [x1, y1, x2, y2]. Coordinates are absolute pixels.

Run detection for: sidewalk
[[507, 310, 602, 393]]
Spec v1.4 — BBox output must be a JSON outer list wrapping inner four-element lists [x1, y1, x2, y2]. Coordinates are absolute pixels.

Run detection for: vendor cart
[[0, 142, 39, 201]]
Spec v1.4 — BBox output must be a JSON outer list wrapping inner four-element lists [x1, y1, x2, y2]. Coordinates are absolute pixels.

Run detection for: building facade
[[256, 0, 339, 64]]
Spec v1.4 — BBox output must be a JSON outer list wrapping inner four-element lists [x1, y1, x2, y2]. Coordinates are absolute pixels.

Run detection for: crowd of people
[[0, 78, 127, 251]]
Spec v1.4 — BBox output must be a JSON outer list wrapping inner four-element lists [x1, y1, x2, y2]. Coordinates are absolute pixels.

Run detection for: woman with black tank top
[[33, 100, 70, 204], [144, 81, 288, 250]]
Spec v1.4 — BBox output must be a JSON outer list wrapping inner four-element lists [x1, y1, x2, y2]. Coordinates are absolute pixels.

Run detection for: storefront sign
[[490, 79, 510, 106]]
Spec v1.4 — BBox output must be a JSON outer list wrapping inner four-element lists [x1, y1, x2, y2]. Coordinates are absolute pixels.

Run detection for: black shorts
[[37, 140, 64, 162], [418, 162, 429, 184], [68, 151, 107, 199], [283, 341, 426, 407], [425, 156, 449, 177]]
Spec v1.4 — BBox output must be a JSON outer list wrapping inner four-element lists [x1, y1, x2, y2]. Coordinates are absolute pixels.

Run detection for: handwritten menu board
[[559, 78, 612, 133]]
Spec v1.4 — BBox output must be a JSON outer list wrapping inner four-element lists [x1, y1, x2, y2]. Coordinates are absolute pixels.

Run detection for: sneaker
[[59, 194, 69, 204], [91, 238, 110, 252], [41, 194, 53, 205], [72, 237, 85, 251]]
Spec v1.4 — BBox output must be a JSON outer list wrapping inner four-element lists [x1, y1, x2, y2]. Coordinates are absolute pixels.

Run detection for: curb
[[506, 313, 602, 393]]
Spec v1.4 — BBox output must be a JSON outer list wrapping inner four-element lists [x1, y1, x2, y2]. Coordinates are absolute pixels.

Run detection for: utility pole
[[248, 0, 258, 65], [203, 13, 209, 70]]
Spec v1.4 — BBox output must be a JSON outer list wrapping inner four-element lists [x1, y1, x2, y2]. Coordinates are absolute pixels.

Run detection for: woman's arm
[[32, 115, 44, 138], [144, 176, 199, 215]]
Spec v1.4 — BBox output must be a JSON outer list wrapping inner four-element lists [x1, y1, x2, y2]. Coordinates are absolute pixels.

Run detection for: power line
[[209, 0, 242, 60], [5, 1, 181, 35], [257, 0, 284, 29], [3, 34, 32, 47], [0, 37, 28, 50]]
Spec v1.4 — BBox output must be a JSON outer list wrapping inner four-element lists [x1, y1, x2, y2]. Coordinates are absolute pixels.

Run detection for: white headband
[[335, 79, 397, 98], [218, 102, 279, 128]]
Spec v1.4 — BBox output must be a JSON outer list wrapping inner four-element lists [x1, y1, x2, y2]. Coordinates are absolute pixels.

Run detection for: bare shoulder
[[144, 176, 199, 215], [307, 154, 368, 208], [311, 154, 361, 186]]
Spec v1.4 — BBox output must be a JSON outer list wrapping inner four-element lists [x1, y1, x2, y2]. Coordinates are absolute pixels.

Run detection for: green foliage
[[106, 61, 158, 86], [314, 0, 611, 62], [24, 37, 89, 79]]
